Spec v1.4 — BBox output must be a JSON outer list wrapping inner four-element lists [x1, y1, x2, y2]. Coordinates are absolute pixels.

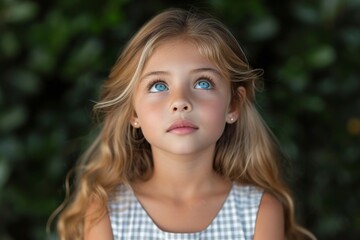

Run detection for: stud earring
[[227, 116, 236, 123], [134, 122, 138, 126]]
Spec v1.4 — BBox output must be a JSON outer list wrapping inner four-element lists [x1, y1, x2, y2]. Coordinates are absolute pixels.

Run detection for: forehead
[[142, 39, 219, 73]]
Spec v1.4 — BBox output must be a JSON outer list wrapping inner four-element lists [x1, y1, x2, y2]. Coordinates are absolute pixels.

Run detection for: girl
[[52, 8, 316, 240]]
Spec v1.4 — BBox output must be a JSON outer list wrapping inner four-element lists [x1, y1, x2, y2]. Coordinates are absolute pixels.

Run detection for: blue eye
[[149, 82, 168, 92], [195, 80, 213, 89]]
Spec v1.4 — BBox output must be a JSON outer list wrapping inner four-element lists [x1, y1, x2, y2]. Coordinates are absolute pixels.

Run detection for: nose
[[172, 102, 191, 112], [170, 88, 192, 113]]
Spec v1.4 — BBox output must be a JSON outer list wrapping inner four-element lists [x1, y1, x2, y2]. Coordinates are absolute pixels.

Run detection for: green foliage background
[[1, 0, 359, 239]]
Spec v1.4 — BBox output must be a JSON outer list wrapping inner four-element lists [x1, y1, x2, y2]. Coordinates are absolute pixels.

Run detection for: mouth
[[167, 120, 199, 134]]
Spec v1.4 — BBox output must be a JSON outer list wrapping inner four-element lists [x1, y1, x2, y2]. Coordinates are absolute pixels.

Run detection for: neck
[[134, 148, 229, 200]]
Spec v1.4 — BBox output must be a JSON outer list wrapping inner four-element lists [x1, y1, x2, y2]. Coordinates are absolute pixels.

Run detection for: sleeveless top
[[108, 183, 263, 240]]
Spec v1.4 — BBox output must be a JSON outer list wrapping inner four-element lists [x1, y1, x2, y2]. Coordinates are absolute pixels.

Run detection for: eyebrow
[[141, 71, 169, 80], [192, 68, 222, 76], [140, 67, 222, 80]]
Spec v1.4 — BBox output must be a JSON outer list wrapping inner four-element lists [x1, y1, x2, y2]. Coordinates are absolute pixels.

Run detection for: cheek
[[135, 99, 165, 122], [201, 98, 229, 118]]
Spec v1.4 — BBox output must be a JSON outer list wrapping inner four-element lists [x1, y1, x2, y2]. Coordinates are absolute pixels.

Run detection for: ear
[[130, 113, 141, 128], [226, 86, 246, 124], [131, 120, 140, 128]]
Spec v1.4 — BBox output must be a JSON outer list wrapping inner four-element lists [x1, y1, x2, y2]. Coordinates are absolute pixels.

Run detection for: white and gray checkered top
[[108, 183, 263, 240]]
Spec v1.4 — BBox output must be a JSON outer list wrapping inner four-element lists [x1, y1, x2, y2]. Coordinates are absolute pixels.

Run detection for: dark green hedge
[[1, 0, 359, 239]]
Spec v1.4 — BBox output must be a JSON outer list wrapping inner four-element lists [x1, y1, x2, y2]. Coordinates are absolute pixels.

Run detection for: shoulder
[[84, 199, 114, 240], [254, 192, 285, 240]]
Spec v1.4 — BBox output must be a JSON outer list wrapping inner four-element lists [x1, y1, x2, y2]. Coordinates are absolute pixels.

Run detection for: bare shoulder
[[254, 192, 285, 240], [84, 200, 113, 240]]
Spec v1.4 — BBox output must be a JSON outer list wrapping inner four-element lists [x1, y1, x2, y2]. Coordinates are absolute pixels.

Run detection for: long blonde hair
[[51, 8, 316, 240]]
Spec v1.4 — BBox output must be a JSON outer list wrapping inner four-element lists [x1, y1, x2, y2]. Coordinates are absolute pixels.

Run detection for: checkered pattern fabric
[[108, 183, 263, 240]]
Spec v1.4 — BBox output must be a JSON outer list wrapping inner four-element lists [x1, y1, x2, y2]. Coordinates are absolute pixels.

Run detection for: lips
[[166, 120, 199, 133]]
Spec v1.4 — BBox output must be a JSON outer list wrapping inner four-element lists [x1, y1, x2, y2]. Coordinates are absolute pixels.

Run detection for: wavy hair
[[50, 8, 316, 240]]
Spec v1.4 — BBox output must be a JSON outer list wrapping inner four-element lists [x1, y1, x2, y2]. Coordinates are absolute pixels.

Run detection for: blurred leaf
[[71, 14, 93, 32], [344, 144, 360, 163], [2, 1, 38, 23], [0, 106, 27, 132], [27, 47, 55, 73], [293, 2, 320, 24], [248, 15, 279, 41], [318, 77, 337, 94], [27, 11, 72, 57], [317, 214, 347, 237], [321, 0, 341, 21], [0, 158, 10, 189], [102, 1, 127, 27], [24, 132, 45, 159], [347, 118, 360, 136], [45, 12, 73, 54], [299, 95, 326, 112], [346, 0, 360, 8], [339, 74, 360, 95], [340, 28, 360, 49], [8, 69, 41, 95], [63, 38, 103, 77], [0, 136, 21, 160], [282, 141, 299, 159], [277, 56, 310, 92], [0, 31, 20, 58], [308, 45, 336, 68]]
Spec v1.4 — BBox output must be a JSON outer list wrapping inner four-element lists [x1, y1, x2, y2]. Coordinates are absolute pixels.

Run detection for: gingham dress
[[108, 183, 263, 240]]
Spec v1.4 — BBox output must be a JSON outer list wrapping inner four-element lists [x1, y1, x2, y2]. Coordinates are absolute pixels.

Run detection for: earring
[[133, 121, 138, 126], [227, 116, 235, 123]]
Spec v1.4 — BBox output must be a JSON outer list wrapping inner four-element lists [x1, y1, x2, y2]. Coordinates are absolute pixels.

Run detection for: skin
[[84, 201, 113, 240], [132, 40, 237, 157], [254, 193, 285, 239], [84, 39, 284, 239]]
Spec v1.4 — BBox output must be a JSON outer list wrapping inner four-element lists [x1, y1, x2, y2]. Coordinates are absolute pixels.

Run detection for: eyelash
[[146, 79, 166, 91], [146, 75, 216, 91], [196, 75, 215, 89]]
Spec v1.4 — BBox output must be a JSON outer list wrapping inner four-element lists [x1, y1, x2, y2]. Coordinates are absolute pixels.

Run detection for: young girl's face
[[132, 39, 238, 157]]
